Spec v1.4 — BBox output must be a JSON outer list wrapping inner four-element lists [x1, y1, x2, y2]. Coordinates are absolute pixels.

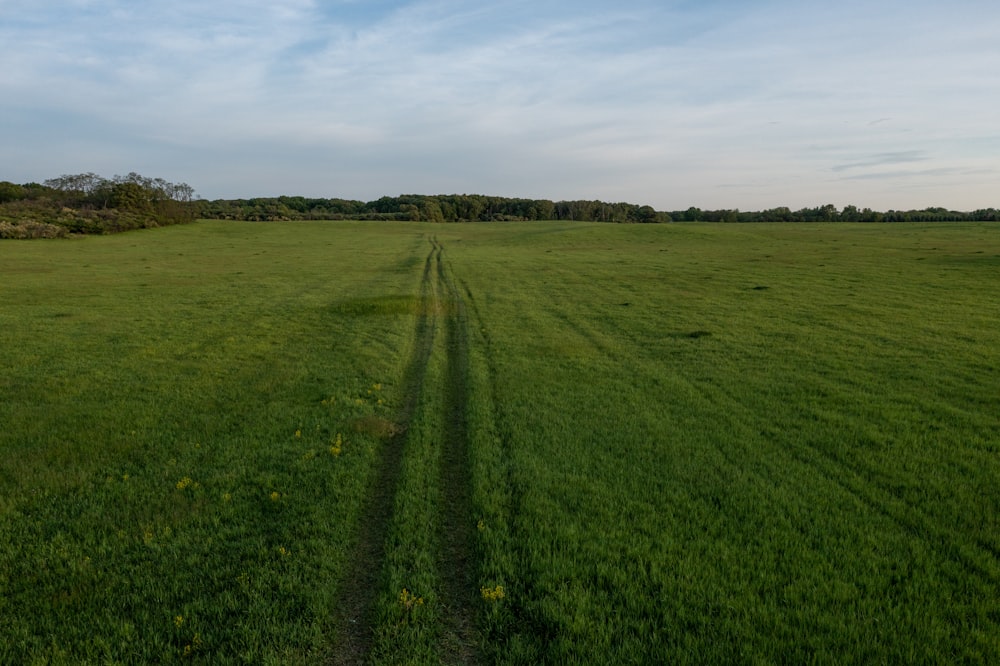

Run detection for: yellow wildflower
[[399, 588, 424, 611], [481, 584, 505, 602], [182, 633, 202, 657]]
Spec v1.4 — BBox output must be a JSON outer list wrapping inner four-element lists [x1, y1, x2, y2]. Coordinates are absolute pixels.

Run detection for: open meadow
[[1, 220, 999, 663]]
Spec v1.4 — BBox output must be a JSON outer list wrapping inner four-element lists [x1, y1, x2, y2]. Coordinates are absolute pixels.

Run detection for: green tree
[[634, 205, 658, 223], [109, 182, 152, 212], [0, 181, 26, 203], [400, 203, 420, 221], [419, 199, 445, 223], [43, 172, 107, 197]]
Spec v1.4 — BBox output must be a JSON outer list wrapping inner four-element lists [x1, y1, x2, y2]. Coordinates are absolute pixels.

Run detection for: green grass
[[447, 222, 1000, 663], [1, 220, 999, 663], [0, 222, 425, 662]]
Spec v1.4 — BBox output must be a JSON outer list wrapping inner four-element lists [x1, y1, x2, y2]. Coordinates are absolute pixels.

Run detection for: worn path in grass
[[434, 239, 479, 663], [328, 241, 438, 664], [330, 237, 478, 664]]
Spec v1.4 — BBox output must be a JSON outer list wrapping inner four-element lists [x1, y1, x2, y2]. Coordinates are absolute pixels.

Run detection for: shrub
[[0, 220, 69, 239]]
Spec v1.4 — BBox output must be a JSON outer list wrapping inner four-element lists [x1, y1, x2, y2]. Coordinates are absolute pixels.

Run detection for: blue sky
[[2, 0, 998, 210]]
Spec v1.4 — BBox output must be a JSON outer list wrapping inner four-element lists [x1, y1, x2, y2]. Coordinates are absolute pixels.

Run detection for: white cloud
[[2, 0, 999, 209]]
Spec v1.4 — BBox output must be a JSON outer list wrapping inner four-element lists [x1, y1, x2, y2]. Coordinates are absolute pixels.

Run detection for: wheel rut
[[328, 241, 439, 665], [328, 237, 479, 665], [434, 240, 479, 663]]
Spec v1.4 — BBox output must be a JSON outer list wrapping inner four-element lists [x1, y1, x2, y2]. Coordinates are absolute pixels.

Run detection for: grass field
[[1, 220, 998, 663]]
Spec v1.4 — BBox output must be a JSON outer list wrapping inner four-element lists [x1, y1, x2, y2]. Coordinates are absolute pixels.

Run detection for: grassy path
[[328, 241, 440, 663], [434, 240, 479, 662], [332, 237, 479, 664]]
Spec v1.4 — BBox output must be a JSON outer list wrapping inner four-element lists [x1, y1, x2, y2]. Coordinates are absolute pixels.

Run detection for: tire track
[[457, 276, 536, 658], [328, 239, 439, 665], [329, 237, 479, 664], [434, 240, 479, 663]]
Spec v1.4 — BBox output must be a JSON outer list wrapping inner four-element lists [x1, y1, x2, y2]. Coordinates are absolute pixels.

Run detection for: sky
[[2, 0, 998, 211]]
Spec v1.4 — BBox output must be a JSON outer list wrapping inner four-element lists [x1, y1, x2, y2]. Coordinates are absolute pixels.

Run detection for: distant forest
[[200, 194, 664, 223], [2, 172, 999, 237], [201, 194, 1000, 224]]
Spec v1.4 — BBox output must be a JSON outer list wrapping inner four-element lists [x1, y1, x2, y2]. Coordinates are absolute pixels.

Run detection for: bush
[[0, 220, 69, 239], [0, 181, 27, 203]]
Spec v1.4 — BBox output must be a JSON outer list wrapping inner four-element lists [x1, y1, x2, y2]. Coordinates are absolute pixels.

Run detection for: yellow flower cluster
[[330, 433, 343, 457], [182, 632, 203, 657], [175, 477, 194, 490], [481, 584, 505, 602], [399, 587, 424, 611], [269, 491, 281, 502]]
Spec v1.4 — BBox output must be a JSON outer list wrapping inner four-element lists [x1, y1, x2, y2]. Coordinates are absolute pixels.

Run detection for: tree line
[[3, 173, 998, 238], [670, 204, 1000, 223], [199, 193, 665, 223], [201, 194, 999, 224], [0, 173, 198, 238]]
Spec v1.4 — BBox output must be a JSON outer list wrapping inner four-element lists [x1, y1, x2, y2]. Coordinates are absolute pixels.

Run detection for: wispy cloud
[[838, 167, 959, 181], [2, 0, 999, 209], [832, 151, 928, 173]]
